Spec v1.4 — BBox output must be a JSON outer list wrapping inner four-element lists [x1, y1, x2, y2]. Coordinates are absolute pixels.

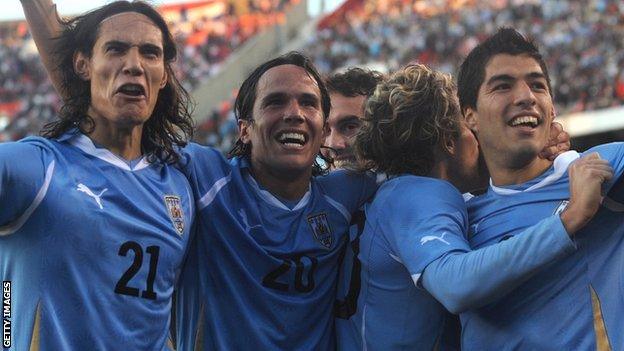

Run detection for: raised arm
[[20, 0, 66, 98]]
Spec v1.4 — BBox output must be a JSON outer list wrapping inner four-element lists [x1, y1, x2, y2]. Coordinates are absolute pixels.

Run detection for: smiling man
[[174, 52, 378, 350], [322, 68, 384, 169], [458, 28, 624, 350], [2, 1, 194, 349]]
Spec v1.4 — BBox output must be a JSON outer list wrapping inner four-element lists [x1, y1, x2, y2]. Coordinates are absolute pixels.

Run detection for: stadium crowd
[[1, 0, 623, 146]]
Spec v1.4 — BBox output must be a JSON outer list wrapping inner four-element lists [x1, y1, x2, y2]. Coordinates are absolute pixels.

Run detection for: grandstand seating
[[1, 0, 622, 150]]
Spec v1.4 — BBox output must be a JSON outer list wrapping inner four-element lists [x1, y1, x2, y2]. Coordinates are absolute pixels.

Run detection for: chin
[[508, 144, 541, 168]]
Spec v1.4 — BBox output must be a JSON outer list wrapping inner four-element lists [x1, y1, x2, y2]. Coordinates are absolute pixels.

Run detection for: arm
[[20, 0, 66, 98], [0, 142, 47, 234], [421, 215, 574, 314], [422, 153, 613, 314]]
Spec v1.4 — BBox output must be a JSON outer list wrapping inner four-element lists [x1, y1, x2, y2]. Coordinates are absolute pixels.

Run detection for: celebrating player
[[1, 1, 194, 349], [322, 67, 384, 169], [459, 27, 624, 350], [336, 63, 609, 350]]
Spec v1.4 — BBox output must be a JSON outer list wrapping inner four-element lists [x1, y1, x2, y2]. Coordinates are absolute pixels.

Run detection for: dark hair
[[228, 51, 331, 175], [41, 0, 194, 163], [457, 27, 552, 112], [325, 67, 384, 98], [355, 64, 461, 176]]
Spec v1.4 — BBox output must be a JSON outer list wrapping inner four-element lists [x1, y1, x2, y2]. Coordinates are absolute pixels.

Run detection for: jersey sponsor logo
[[2, 281, 10, 348], [420, 232, 450, 245], [164, 195, 185, 235], [552, 200, 569, 216], [77, 183, 108, 209], [307, 213, 333, 249]]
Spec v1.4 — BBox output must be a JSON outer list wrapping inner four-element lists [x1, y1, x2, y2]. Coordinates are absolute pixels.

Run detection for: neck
[[250, 162, 311, 201], [429, 158, 470, 193], [86, 115, 144, 161], [487, 154, 552, 186]]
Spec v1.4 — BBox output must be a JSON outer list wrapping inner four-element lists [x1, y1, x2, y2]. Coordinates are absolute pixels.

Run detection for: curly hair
[[355, 64, 461, 176], [40, 1, 194, 164], [325, 67, 385, 98], [227, 51, 332, 175]]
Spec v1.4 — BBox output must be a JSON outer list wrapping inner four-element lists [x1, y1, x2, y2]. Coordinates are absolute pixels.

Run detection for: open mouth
[[277, 131, 307, 148], [509, 116, 539, 128], [116, 83, 146, 97]]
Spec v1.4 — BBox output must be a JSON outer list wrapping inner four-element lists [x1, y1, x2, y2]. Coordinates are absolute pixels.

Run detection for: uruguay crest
[[164, 195, 184, 235], [307, 213, 333, 249]]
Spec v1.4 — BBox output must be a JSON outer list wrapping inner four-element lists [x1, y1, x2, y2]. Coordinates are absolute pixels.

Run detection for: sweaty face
[[466, 54, 555, 169], [322, 93, 366, 169], [239, 64, 327, 178], [76, 12, 167, 128]]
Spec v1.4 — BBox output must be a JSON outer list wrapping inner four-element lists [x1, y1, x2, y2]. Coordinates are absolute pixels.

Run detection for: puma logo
[[77, 183, 108, 209], [420, 232, 450, 245]]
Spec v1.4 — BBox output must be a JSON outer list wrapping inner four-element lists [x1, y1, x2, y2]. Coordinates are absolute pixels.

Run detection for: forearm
[[20, 0, 66, 97], [422, 215, 575, 314]]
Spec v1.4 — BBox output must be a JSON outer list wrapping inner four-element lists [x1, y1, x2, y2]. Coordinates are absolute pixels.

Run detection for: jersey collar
[[237, 157, 312, 211], [489, 150, 580, 195], [63, 131, 152, 171]]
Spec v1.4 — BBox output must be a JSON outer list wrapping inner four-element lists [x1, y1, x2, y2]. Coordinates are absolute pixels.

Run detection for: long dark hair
[[41, 1, 194, 163]]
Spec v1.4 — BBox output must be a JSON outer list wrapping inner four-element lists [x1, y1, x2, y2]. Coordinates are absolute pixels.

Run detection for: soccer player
[[336, 63, 610, 351], [322, 68, 384, 169], [458, 28, 624, 350], [21, 2, 377, 349], [1, 2, 195, 349]]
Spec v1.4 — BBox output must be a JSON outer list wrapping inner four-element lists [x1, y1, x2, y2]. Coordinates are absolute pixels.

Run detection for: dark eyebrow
[[337, 116, 361, 124], [103, 40, 163, 54], [486, 72, 547, 86]]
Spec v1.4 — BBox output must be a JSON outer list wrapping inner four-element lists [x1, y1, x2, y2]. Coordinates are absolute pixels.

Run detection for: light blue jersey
[[463, 143, 624, 350], [0, 132, 194, 350], [175, 143, 377, 350], [337, 175, 577, 351]]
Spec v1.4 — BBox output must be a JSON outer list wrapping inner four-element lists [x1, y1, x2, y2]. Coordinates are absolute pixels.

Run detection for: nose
[[122, 48, 144, 76], [283, 100, 305, 124], [325, 130, 346, 151], [513, 81, 536, 108]]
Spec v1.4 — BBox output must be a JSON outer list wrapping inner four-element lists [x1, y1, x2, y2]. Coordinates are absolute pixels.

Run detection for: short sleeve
[[0, 141, 47, 228]]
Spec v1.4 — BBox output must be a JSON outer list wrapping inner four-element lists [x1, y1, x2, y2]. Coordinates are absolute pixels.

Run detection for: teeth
[[278, 132, 305, 144], [510, 116, 538, 127]]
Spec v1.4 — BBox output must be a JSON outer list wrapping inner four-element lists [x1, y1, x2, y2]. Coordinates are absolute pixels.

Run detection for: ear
[[238, 119, 252, 144], [159, 69, 168, 89], [441, 132, 456, 157], [322, 121, 330, 141], [73, 51, 91, 81], [464, 107, 478, 133]]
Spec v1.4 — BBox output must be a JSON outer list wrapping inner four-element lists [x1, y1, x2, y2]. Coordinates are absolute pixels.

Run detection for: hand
[[539, 122, 570, 161], [560, 153, 613, 235]]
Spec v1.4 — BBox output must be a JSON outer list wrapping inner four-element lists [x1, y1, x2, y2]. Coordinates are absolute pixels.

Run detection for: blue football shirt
[[463, 143, 624, 350], [175, 143, 377, 350], [0, 132, 194, 350]]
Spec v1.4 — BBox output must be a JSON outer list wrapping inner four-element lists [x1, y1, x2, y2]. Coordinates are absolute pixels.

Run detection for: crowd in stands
[[1, 0, 623, 150]]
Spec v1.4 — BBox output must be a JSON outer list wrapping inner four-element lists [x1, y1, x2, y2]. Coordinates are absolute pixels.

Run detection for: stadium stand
[[1, 0, 623, 149]]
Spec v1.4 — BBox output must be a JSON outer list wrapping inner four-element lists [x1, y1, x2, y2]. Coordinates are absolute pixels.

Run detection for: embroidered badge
[[307, 213, 333, 249], [164, 195, 184, 235]]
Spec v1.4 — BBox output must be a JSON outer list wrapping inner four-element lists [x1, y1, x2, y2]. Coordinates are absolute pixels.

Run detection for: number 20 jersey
[[463, 143, 624, 350], [0, 133, 194, 350], [175, 144, 376, 350]]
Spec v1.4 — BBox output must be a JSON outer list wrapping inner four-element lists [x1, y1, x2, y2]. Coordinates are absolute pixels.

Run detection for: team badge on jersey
[[164, 195, 184, 235], [307, 213, 333, 248]]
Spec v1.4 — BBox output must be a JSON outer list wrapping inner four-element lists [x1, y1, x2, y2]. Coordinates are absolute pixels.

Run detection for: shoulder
[[584, 142, 624, 162]]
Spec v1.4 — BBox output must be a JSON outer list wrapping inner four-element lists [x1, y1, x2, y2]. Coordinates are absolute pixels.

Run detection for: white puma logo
[[77, 183, 108, 209], [420, 232, 450, 245]]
